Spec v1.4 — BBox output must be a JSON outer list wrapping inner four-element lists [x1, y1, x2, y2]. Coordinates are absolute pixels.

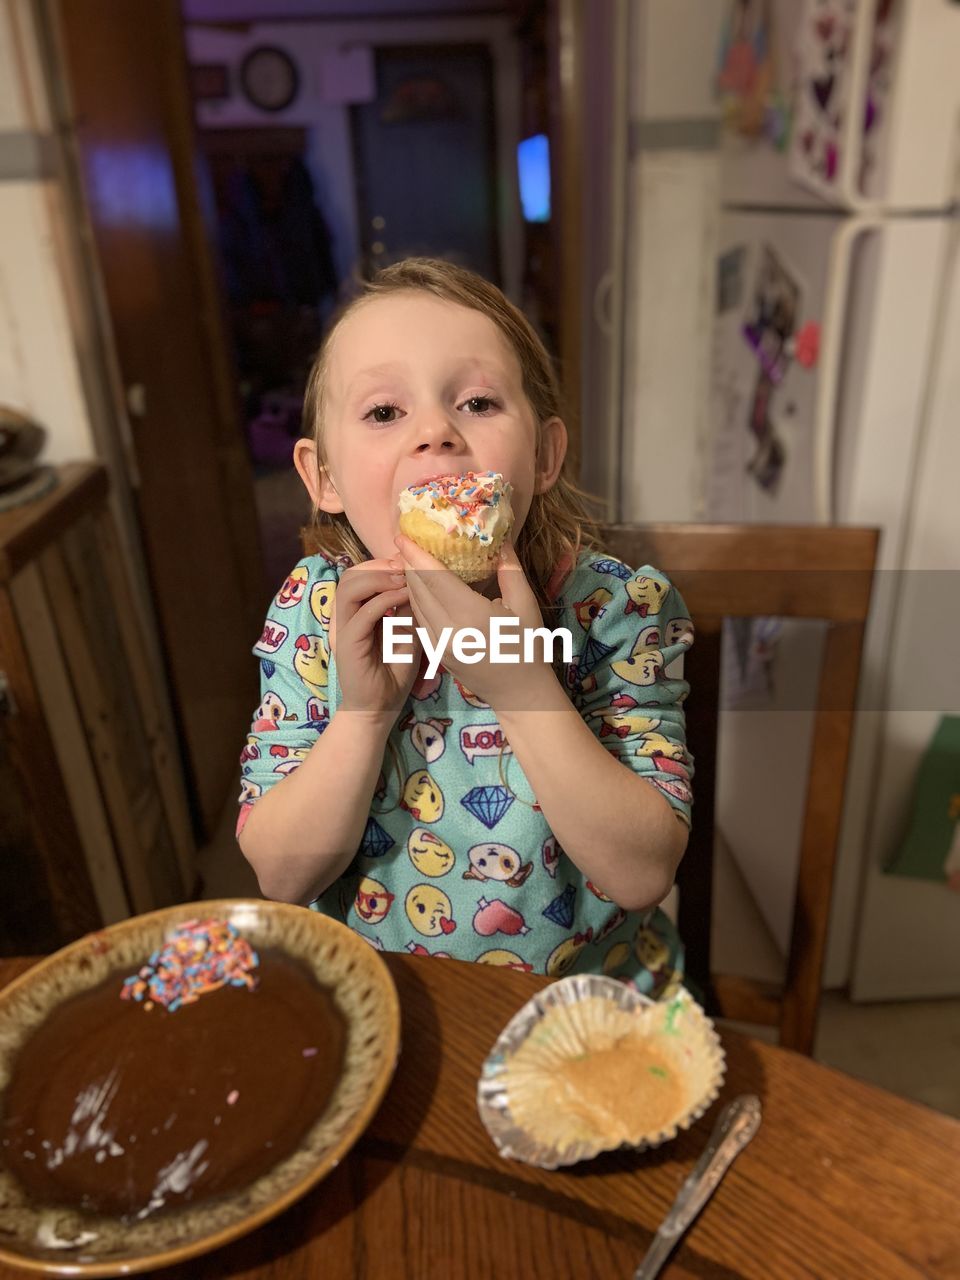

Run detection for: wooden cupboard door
[[48, 0, 266, 835]]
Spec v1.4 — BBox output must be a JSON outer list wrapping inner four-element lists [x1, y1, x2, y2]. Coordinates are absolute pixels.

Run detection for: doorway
[[352, 44, 500, 281], [200, 125, 338, 587], [45, 0, 571, 834], [183, 7, 552, 594]]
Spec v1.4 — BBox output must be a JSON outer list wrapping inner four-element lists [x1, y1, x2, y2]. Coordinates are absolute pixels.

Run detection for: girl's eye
[[460, 395, 499, 416], [364, 402, 402, 425]]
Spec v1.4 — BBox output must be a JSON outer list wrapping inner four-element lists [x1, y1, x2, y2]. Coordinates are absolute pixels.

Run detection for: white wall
[[0, 1, 96, 462], [619, 0, 727, 524], [184, 15, 523, 302]]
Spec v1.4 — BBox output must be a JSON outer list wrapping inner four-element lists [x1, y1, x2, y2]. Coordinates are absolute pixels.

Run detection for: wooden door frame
[[550, 0, 583, 473], [39, 0, 267, 838]]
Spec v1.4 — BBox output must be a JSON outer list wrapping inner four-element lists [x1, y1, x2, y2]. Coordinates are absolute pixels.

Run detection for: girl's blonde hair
[[299, 256, 601, 618]]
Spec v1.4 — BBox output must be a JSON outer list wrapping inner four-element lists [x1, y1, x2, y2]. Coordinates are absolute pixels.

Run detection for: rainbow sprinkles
[[120, 918, 260, 1012], [403, 470, 509, 544]]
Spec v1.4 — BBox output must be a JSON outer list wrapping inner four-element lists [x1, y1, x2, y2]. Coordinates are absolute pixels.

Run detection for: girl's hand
[[395, 535, 556, 709], [330, 559, 423, 721]]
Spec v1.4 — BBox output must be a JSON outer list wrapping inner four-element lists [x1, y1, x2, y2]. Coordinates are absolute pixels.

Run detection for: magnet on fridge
[[746, 430, 786, 494], [747, 371, 774, 440], [741, 244, 802, 383], [763, 90, 792, 151], [715, 0, 775, 139], [790, 321, 820, 369]]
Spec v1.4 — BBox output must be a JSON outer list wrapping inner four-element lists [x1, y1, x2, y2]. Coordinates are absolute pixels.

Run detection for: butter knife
[[633, 1094, 762, 1280]]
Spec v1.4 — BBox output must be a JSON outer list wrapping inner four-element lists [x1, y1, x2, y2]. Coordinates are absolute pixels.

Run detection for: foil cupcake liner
[[476, 975, 726, 1169]]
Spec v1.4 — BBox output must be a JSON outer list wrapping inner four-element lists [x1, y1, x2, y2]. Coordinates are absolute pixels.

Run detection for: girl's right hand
[[329, 559, 423, 722]]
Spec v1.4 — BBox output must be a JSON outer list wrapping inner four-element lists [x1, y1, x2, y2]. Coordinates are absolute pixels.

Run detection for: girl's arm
[[239, 711, 392, 905], [497, 674, 688, 912]]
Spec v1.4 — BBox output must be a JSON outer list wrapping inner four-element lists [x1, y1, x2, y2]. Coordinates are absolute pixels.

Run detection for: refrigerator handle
[[814, 217, 880, 523], [838, 0, 877, 210]]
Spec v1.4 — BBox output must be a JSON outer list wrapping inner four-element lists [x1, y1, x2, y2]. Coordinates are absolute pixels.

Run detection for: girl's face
[[294, 293, 566, 564]]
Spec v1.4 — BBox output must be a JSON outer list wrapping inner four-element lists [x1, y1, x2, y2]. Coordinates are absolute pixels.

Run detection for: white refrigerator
[[703, 0, 960, 997]]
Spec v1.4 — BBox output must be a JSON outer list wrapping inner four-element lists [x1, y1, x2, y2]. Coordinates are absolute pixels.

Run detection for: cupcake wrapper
[[477, 975, 726, 1169], [399, 509, 505, 582]]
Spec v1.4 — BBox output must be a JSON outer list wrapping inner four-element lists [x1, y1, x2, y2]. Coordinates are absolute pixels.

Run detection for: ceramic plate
[[0, 900, 400, 1276]]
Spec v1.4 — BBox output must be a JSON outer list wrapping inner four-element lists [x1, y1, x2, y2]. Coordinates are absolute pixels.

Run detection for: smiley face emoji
[[545, 930, 592, 977], [624, 574, 668, 618], [354, 876, 395, 925], [276, 565, 309, 609], [665, 616, 694, 647], [611, 641, 664, 688], [603, 941, 631, 975], [272, 744, 311, 775], [407, 828, 455, 877], [634, 925, 670, 971], [400, 770, 444, 823], [309, 578, 337, 630], [254, 690, 287, 725], [464, 843, 532, 888], [636, 732, 686, 760], [238, 777, 261, 803], [572, 587, 613, 629], [476, 949, 532, 971], [293, 633, 330, 697], [405, 885, 456, 937]]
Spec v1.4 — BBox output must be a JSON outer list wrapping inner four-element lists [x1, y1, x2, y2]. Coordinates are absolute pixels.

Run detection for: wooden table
[[1, 954, 958, 1279]]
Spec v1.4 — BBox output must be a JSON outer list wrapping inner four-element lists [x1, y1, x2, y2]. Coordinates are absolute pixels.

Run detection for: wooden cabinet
[[0, 464, 195, 954]]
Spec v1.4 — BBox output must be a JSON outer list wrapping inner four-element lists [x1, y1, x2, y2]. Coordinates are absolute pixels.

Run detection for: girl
[[237, 258, 694, 995]]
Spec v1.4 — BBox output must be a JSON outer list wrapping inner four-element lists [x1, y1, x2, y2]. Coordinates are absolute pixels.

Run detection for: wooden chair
[[599, 523, 879, 1055]]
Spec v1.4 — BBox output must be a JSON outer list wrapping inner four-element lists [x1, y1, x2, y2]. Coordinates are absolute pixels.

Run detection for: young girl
[[237, 258, 695, 996]]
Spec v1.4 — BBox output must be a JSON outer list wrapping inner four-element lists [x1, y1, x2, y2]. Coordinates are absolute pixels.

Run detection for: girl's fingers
[[403, 564, 434, 616], [334, 566, 406, 629], [343, 586, 411, 642]]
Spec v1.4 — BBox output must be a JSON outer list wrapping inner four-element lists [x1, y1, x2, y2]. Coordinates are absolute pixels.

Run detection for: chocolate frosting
[[0, 948, 346, 1218]]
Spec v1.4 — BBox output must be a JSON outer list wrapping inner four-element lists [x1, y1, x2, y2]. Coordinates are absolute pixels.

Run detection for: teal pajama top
[[238, 549, 695, 997]]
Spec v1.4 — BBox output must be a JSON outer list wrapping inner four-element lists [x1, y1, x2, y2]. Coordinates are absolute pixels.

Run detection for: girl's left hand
[[394, 534, 556, 709]]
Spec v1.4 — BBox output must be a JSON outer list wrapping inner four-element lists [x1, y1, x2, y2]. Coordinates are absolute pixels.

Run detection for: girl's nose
[[415, 412, 465, 454], [414, 407, 468, 458]]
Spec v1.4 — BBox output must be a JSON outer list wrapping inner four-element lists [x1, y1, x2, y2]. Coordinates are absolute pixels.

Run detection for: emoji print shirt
[[238, 550, 695, 995]]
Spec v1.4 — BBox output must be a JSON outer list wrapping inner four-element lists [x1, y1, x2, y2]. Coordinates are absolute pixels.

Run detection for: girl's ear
[[533, 417, 568, 494], [293, 439, 344, 514]]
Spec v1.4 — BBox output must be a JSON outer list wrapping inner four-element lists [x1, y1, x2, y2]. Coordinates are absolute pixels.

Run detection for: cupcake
[[477, 975, 725, 1168], [398, 471, 514, 582]]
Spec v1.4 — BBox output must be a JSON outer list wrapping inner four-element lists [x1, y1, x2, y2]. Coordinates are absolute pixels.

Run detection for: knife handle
[[633, 1094, 762, 1280]]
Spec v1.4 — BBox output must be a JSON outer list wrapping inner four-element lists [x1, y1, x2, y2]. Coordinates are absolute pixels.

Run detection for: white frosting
[[398, 472, 514, 545]]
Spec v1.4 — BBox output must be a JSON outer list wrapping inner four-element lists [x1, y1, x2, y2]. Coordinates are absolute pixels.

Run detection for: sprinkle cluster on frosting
[[120, 919, 260, 1013], [401, 471, 511, 544]]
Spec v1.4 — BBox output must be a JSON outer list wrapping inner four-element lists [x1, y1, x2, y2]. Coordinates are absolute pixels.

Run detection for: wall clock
[[239, 46, 299, 113]]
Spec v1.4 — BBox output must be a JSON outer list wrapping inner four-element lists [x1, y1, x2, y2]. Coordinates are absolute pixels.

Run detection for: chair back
[[599, 523, 879, 1054]]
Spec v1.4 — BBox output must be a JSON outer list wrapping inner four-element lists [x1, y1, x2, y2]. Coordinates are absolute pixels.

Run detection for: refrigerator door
[[707, 212, 947, 526], [707, 209, 841, 524], [705, 212, 950, 968], [822, 216, 959, 987], [846, 219, 960, 1000]]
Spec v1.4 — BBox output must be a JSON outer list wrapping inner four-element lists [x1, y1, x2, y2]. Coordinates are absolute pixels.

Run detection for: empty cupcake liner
[[477, 974, 726, 1169]]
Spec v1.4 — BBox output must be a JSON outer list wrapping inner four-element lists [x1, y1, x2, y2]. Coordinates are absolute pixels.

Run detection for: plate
[[0, 900, 400, 1276], [0, 457, 39, 492]]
